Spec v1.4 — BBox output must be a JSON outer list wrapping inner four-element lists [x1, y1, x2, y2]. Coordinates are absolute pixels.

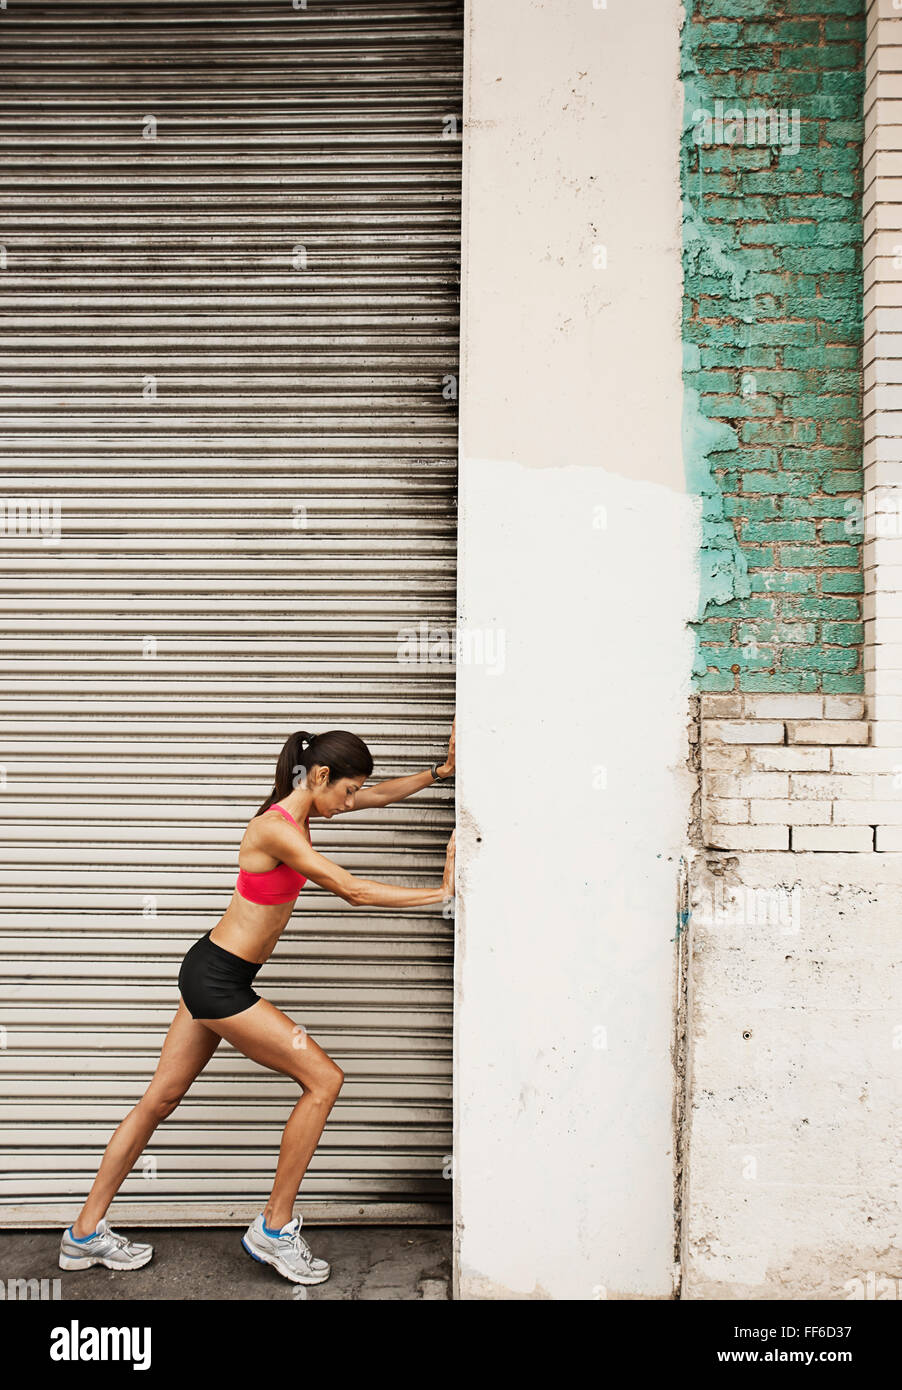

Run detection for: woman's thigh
[[196, 996, 342, 1094], [144, 999, 222, 1105]]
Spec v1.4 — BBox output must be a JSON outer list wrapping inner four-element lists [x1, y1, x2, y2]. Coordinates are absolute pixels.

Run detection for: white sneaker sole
[[59, 1247, 153, 1272], [241, 1233, 330, 1285]]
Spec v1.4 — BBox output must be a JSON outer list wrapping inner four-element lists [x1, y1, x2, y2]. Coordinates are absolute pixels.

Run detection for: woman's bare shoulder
[[244, 807, 312, 849]]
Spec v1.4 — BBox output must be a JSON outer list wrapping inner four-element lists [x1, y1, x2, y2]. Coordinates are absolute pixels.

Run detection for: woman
[[58, 723, 456, 1287]]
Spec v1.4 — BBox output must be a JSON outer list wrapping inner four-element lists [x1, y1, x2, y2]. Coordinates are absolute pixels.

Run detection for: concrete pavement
[[0, 1225, 452, 1301]]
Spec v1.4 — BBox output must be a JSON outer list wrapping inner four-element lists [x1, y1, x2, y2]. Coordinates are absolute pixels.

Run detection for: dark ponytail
[[256, 729, 374, 815]]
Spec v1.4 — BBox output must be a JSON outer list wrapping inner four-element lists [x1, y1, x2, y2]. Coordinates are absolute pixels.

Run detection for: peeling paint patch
[[682, 382, 750, 629]]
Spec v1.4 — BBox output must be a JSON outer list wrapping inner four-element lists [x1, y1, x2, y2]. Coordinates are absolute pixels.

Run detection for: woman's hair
[[255, 729, 374, 815]]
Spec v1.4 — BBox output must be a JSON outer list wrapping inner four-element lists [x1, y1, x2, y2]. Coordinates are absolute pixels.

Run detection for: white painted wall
[[453, 0, 696, 1299], [685, 852, 902, 1299]]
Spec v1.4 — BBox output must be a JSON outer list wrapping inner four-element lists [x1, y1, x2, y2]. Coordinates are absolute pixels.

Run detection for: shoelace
[[106, 1228, 139, 1254], [279, 1225, 313, 1264]]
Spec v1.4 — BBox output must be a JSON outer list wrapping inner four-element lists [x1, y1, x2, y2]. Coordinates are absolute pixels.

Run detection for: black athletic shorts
[[178, 930, 263, 1020]]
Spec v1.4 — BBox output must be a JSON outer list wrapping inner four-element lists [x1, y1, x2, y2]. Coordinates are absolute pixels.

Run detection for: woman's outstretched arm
[[343, 718, 455, 812], [259, 818, 455, 909]]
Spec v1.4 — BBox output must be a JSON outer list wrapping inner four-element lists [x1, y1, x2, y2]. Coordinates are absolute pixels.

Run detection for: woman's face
[[312, 769, 366, 818]]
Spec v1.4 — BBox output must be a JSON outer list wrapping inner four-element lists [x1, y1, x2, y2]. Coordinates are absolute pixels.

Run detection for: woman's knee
[[140, 1087, 185, 1122], [295, 1060, 344, 1103]]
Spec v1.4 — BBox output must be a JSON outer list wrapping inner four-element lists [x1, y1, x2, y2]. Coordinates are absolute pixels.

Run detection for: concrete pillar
[[452, 0, 695, 1299]]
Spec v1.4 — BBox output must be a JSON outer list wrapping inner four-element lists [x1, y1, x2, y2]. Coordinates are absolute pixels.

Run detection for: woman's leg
[[195, 996, 344, 1230], [71, 999, 221, 1237]]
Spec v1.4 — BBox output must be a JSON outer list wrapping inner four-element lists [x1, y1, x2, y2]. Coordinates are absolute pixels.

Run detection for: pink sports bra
[[235, 804, 310, 905]]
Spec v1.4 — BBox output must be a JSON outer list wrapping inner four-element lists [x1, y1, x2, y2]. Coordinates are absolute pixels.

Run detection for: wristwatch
[[431, 762, 451, 781]]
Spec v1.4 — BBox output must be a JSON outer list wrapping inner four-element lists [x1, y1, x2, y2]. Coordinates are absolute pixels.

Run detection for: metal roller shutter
[[0, 0, 461, 1226]]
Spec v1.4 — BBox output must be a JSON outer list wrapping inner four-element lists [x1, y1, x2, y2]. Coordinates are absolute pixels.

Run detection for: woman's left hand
[[437, 716, 455, 778]]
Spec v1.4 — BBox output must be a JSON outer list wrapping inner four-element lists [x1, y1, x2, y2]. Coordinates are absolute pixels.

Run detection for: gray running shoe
[[59, 1217, 153, 1271], [241, 1213, 331, 1285]]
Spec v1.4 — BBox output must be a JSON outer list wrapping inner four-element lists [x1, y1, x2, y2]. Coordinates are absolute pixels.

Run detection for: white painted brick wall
[[697, 694, 902, 852], [706, 824, 790, 851], [786, 721, 869, 746], [700, 744, 749, 770], [701, 720, 784, 744], [792, 826, 874, 851], [834, 801, 902, 825], [788, 774, 874, 801], [750, 799, 831, 825], [706, 771, 789, 799], [704, 798, 748, 824], [750, 747, 830, 771], [831, 746, 902, 772]]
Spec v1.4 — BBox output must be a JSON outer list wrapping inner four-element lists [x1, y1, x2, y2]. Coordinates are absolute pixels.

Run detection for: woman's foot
[[59, 1217, 154, 1271], [241, 1213, 330, 1284]]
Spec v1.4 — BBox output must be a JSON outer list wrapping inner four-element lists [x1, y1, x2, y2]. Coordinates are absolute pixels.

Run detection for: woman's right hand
[[441, 829, 456, 896]]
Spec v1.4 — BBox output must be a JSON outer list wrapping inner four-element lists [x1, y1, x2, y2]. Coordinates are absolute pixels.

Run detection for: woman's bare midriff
[[208, 892, 297, 965]]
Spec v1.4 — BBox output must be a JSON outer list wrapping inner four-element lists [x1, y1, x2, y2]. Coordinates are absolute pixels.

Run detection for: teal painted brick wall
[[681, 0, 864, 695]]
